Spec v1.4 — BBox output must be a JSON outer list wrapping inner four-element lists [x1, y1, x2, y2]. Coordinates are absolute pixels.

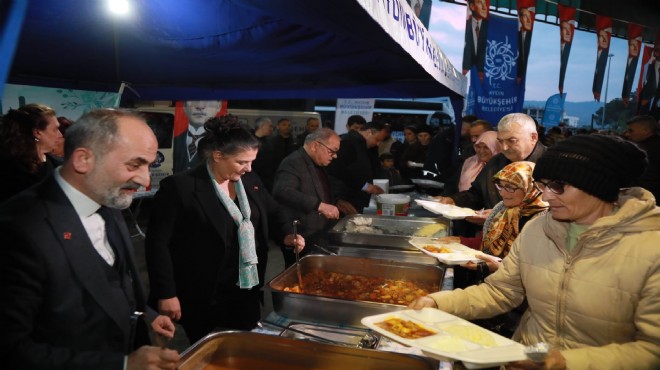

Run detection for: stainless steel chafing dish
[[178, 331, 438, 370], [326, 245, 438, 265], [328, 214, 450, 249], [269, 255, 445, 326]]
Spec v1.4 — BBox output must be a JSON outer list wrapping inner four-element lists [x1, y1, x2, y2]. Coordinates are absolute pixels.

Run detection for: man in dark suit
[[558, 20, 574, 94], [257, 118, 298, 191], [592, 29, 611, 102], [0, 109, 179, 370], [327, 122, 387, 214], [640, 45, 660, 115], [516, 6, 534, 83], [462, 0, 489, 81], [622, 37, 641, 105], [273, 128, 341, 266], [172, 100, 223, 173]]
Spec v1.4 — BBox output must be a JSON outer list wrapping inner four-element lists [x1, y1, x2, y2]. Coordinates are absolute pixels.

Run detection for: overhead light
[[108, 0, 130, 15]]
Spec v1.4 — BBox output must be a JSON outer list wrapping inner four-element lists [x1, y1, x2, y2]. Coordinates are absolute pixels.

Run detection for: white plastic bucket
[[376, 194, 411, 216]]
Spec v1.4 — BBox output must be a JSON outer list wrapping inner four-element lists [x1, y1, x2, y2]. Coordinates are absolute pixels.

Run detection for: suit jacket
[[145, 166, 292, 312], [592, 49, 609, 97], [462, 18, 488, 73], [0, 175, 149, 370], [173, 132, 203, 173], [517, 30, 532, 79], [258, 134, 299, 191], [640, 61, 659, 102], [559, 42, 571, 92], [327, 131, 374, 212], [272, 148, 335, 242], [621, 56, 639, 99]]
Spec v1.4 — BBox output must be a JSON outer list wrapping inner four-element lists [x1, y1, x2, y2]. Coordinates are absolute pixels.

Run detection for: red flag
[[592, 16, 612, 101], [557, 5, 576, 94], [621, 24, 644, 105]]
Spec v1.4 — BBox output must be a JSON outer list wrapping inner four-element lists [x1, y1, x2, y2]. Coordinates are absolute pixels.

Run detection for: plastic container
[[376, 194, 411, 216]]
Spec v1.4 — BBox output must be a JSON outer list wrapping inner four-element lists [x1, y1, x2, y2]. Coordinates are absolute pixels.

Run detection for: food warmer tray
[[327, 245, 439, 266], [178, 331, 439, 370], [269, 255, 445, 327], [328, 214, 451, 249]]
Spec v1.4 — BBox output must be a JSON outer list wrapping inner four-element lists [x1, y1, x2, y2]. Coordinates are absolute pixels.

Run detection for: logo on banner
[[485, 36, 517, 84]]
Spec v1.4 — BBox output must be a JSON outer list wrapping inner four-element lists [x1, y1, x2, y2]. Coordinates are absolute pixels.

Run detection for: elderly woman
[[0, 104, 63, 203], [146, 119, 305, 343], [410, 135, 660, 369], [445, 161, 548, 280], [457, 131, 500, 192]]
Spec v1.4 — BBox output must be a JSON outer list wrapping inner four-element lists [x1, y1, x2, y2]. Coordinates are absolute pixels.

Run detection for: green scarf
[[207, 164, 259, 289]]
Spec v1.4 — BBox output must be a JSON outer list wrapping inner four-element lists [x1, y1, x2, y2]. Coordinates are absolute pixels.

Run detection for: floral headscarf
[[482, 161, 548, 257]]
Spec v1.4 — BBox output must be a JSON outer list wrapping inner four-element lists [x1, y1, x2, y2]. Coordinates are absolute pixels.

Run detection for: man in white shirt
[[0, 109, 179, 370]]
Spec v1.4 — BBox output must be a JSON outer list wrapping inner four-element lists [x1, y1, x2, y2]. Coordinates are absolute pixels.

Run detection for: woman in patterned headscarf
[[442, 161, 548, 275]]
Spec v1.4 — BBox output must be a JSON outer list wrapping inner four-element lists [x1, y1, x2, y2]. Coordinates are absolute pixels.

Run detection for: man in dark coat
[[625, 115, 660, 205], [273, 128, 341, 266], [440, 113, 546, 210], [327, 122, 387, 214], [0, 109, 178, 370]]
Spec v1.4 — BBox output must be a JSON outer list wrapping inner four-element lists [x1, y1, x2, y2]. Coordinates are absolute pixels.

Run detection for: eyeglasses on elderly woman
[[493, 180, 520, 193], [535, 180, 567, 195]]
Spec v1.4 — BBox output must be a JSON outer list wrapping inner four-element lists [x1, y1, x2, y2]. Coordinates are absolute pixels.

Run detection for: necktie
[[97, 206, 124, 271], [188, 131, 204, 159], [475, 23, 480, 37]]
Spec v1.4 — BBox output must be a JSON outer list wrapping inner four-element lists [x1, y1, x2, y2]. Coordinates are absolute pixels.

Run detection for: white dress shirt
[[54, 168, 115, 265]]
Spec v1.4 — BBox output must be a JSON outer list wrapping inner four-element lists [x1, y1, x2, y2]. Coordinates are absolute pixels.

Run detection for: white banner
[[1, 83, 119, 119], [335, 99, 375, 135], [357, 0, 467, 97]]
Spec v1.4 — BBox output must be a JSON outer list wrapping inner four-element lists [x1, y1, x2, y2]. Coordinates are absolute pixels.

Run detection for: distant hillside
[[524, 100, 602, 126]]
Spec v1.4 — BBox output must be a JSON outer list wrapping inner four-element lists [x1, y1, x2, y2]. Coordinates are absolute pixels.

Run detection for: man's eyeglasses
[[316, 141, 339, 157], [535, 180, 566, 195], [493, 180, 520, 193]]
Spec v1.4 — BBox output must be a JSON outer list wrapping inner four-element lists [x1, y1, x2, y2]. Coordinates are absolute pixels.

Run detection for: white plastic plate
[[361, 308, 527, 369], [414, 199, 476, 219], [409, 237, 494, 265]]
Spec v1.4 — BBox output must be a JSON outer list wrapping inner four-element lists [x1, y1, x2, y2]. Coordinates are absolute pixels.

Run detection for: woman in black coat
[[145, 119, 304, 343]]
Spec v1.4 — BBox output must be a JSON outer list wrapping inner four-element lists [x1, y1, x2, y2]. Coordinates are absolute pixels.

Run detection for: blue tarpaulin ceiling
[[6, 0, 466, 100]]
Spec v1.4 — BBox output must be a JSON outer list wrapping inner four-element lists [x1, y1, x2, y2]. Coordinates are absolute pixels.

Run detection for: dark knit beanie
[[533, 134, 647, 202]]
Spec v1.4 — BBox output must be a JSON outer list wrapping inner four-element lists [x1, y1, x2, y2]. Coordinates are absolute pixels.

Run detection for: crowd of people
[[0, 104, 658, 370]]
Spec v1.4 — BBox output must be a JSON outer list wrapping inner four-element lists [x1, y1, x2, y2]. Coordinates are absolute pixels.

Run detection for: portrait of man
[[516, 5, 535, 82], [640, 44, 660, 116], [172, 100, 224, 173], [462, 0, 489, 80], [592, 16, 612, 102], [557, 4, 576, 94], [622, 36, 642, 105]]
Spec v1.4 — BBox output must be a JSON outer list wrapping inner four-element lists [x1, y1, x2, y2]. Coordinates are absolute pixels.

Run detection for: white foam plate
[[408, 237, 487, 265], [414, 199, 477, 219], [361, 308, 526, 369]]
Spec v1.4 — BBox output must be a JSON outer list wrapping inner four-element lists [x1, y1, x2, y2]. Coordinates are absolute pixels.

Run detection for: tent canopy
[[7, 0, 466, 100]]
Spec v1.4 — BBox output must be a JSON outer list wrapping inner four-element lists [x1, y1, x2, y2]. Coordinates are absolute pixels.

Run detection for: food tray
[[414, 199, 477, 220], [178, 331, 438, 370], [269, 255, 445, 326], [408, 237, 488, 265], [330, 245, 439, 265], [362, 309, 527, 369], [329, 214, 450, 249]]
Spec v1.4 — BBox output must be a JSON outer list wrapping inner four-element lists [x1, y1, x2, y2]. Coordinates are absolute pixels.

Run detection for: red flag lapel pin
[[253, 186, 259, 191], [63, 232, 72, 240]]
